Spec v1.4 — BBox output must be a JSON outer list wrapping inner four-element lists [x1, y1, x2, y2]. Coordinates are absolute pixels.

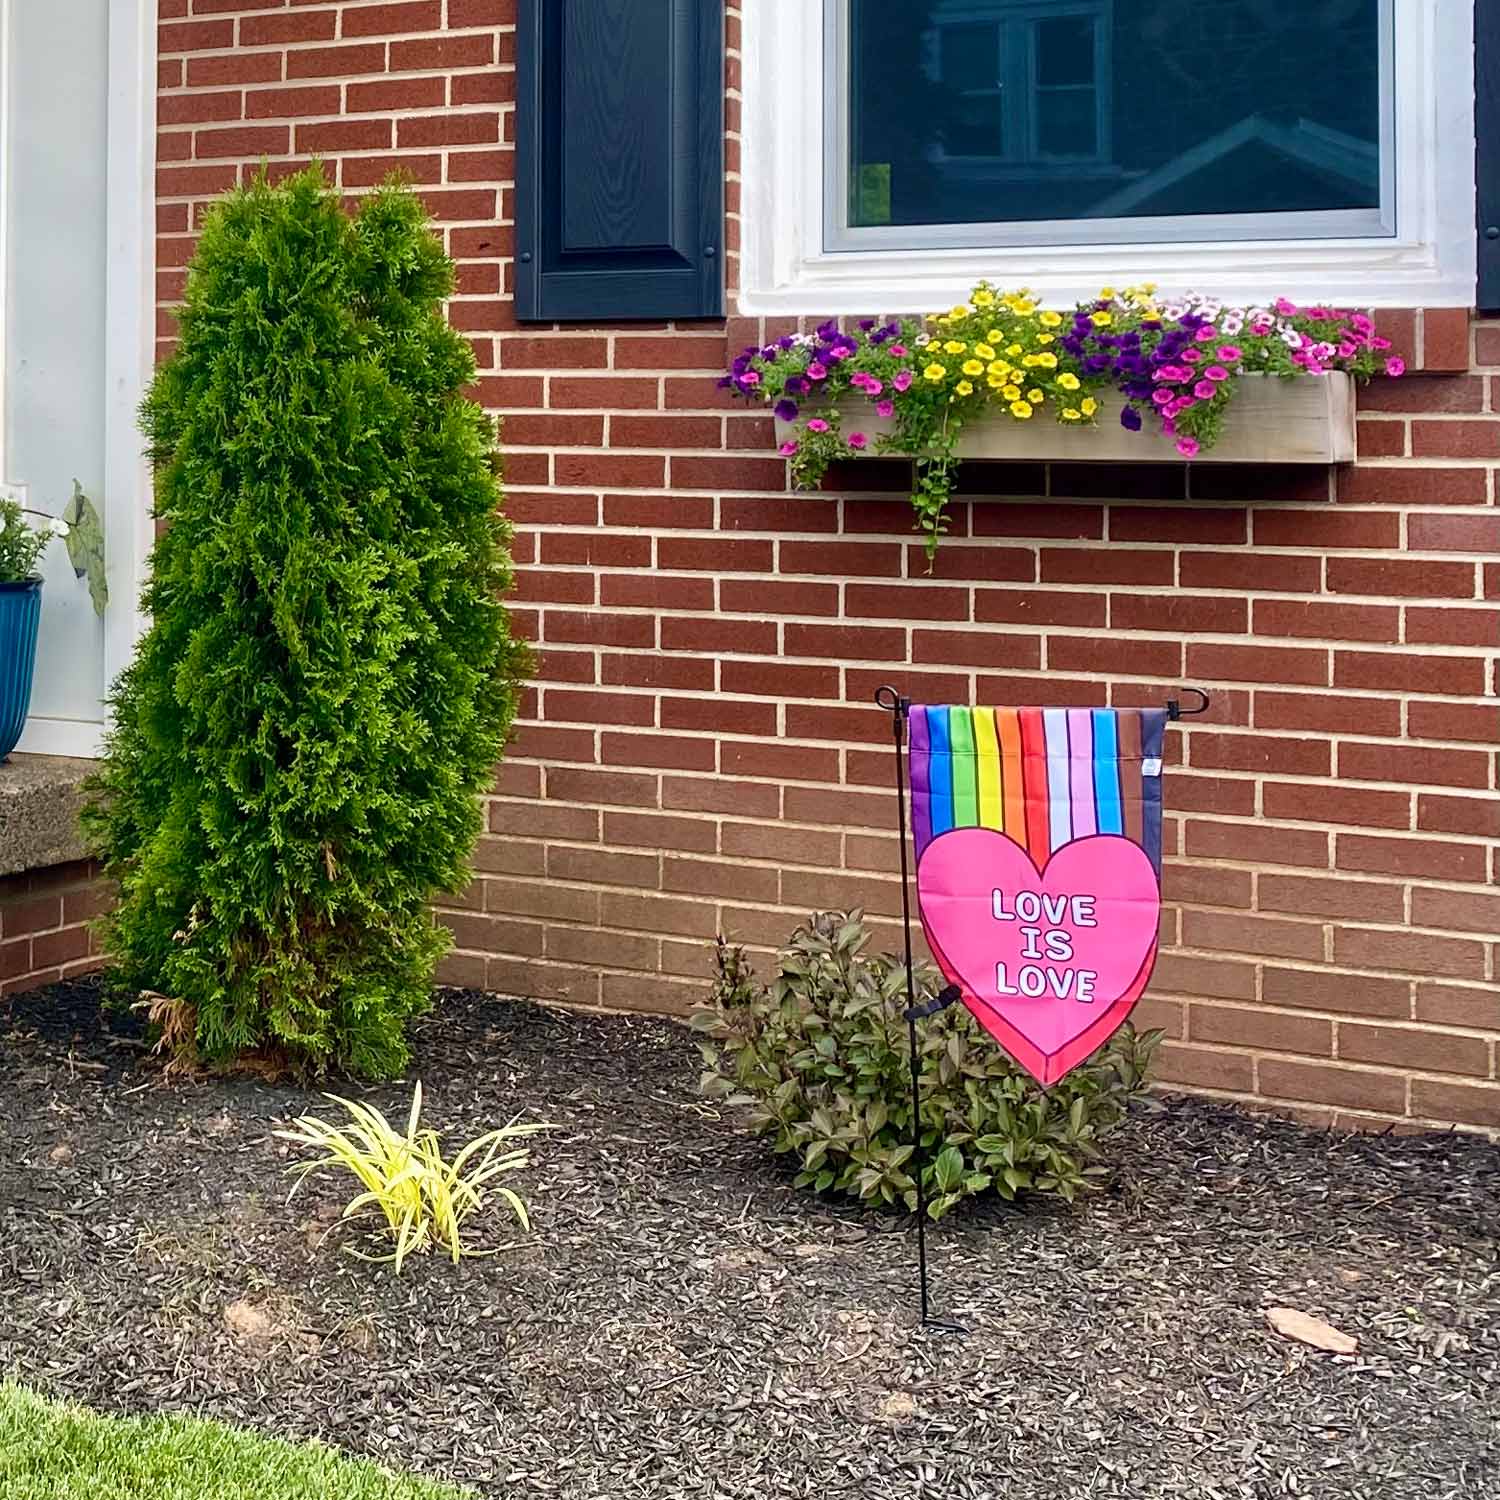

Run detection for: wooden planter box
[[773, 372, 1356, 465]]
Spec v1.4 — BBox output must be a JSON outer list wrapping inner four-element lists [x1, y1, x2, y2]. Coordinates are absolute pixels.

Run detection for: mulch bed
[[2, 979, 1497, 1500]]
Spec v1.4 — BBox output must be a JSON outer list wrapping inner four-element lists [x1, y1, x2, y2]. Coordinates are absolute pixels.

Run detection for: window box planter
[[773, 372, 1356, 466], [0, 578, 43, 763]]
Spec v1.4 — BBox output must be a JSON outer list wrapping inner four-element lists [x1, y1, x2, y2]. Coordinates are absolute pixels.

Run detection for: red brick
[[1407, 512, 1500, 552], [720, 738, 841, 783], [721, 496, 842, 533], [1337, 465, 1488, 506], [720, 660, 840, 700], [1334, 926, 1486, 981], [1407, 700, 1500, 743], [1403, 607, 1500, 648], [295, 118, 393, 152], [160, 91, 243, 126], [1353, 419, 1406, 455], [1190, 1005, 1333, 1056], [602, 493, 713, 530], [159, 18, 234, 50], [1260, 874, 1404, 923], [671, 456, 787, 491], [286, 43, 388, 79], [1337, 833, 1488, 882], [1154, 1043, 1254, 1094], [790, 623, 906, 662], [660, 697, 777, 737], [348, 76, 447, 112], [913, 545, 1035, 583], [601, 732, 715, 774], [780, 541, 903, 578], [1180, 550, 1321, 592], [1048, 635, 1181, 677], [615, 336, 729, 370], [846, 583, 968, 622], [549, 376, 661, 410], [543, 609, 654, 649], [1252, 600, 1399, 644], [502, 413, 603, 448], [1410, 886, 1500, 935], [1339, 741, 1488, 790], [1254, 690, 1401, 736], [662, 775, 780, 819], [1414, 982, 1500, 1031], [240, 9, 339, 44], [448, 0, 515, 24], [1261, 782, 1411, 830], [656, 537, 772, 573], [599, 573, 713, 611], [1410, 420, 1500, 459], [1182, 909, 1324, 962], [341, 1, 443, 36], [448, 148, 514, 182], [1040, 547, 1173, 586], [1258, 1059, 1406, 1115], [245, 84, 343, 119], [1421, 308, 1471, 372], [600, 654, 714, 692], [723, 579, 839, 617], [553, 454, 664, 489], [186, 50, 285, 87], [973, 589, 1103, 628], [399, 112, 501, 147], [660, 616, 779, 656], [1409, 1079, 1500, 1129], [389, 34, 495, 69], [1262, 966, 1409, 1019], [609, 415, 722, 450], [1185, 820, 1330, 869], [1333, 649, 1486, 695], [1253, 509, 1400, 549], [1187, 642, 1328, 687], [1414, 792, 1500, 840], [1112, 593, 1247, 634]]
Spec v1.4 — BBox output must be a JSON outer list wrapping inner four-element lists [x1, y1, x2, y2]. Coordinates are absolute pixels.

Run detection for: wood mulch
[[2, 978, 1496, 1499]]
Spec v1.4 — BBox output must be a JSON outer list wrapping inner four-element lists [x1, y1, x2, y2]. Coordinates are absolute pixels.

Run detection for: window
[[742, 0, 1475, 312]]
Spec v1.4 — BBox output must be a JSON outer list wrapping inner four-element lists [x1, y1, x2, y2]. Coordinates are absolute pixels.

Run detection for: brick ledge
[[0, 754, 93, 879]]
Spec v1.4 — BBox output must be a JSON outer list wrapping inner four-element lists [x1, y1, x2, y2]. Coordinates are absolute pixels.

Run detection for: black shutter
[[1480, 0, 1500, 310], [515, 0, 724, 323]]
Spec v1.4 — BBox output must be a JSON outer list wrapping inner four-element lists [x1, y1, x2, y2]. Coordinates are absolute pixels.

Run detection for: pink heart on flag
[[917, 829, 1161, 1086]]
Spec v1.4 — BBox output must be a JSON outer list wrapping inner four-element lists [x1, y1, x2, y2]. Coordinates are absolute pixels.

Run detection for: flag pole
[[875, 685, 965, 1335]]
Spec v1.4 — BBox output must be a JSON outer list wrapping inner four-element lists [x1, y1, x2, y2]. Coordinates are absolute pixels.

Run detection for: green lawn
[[0, 1385, 472, 1500]]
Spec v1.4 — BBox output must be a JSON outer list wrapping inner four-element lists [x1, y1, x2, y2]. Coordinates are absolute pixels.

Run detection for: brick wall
[[155, 1, 1499, 1132], [0, 864, 107, 997]]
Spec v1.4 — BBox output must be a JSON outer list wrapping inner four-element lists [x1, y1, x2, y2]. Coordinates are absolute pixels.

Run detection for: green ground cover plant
[[0, 1385, 470, 1500], [696, 911, 1158, 1218], [85, 167, 526, 1079]]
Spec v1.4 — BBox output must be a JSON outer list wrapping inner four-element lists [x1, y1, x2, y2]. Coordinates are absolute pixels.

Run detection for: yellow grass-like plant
[[277, 1083, 549, 1272]]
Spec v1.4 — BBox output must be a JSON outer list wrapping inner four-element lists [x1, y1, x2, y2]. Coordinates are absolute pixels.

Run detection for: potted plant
[[0, 499, 70, 761]]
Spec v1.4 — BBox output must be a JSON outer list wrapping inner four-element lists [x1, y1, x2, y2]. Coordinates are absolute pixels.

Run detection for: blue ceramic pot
[[0, 577, 42, 762]]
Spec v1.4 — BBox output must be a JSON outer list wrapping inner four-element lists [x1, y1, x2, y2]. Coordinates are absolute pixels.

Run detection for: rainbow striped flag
[[909, 706, 1167, 874]]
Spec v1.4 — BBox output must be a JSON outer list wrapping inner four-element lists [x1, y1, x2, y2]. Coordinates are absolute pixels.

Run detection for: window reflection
[[848, 0, 1383, 231]]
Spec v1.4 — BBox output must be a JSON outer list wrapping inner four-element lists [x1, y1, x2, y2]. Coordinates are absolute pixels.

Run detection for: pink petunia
[[1181, 348, 1202, 364], [1371, 336, 1391, 351], [806, 418, 830, 433], [1385, 356, 1406, 377], [1204, 365, 1230, 381], [865, 378, 884, 397], [806, 361, 828, 380], [876, 399, 895, 418], [1194, 380, 1216, 400], [1195, 325, 1218, 342], [847, 432, 868, 450], [1176, 436, 1200, 458], [740, 370, 761, 386], [1274, 297, 1298, 316], [1151, 388, 1175, 406], [827, 346, 850, 361], [889, 344, 908, 357], [892, 370, 913, 392], [778, 440, 799, 456], [1216, 345, 1242, 362]]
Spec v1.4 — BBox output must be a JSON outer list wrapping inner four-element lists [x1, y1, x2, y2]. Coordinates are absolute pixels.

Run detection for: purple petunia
[[774, 399, 799, 421], [1120, 406, 1143, 431]]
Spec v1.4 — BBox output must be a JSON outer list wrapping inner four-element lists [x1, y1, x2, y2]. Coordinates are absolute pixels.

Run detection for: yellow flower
[[943, 340, 967, 355], [1037, 333, 1055, 345], [1058, 372, 1081, 391], [1036, 352, 1057, 369], [1081, 397, 1098, 416], [924, 363, 947, 382], [987, 329, 1003, 344], [950, 305, 970, 319], [1009, 400, 1033, 419], [962, 358, 985, 377], [1039, 311, 1063, 328], [1091, 311, 1114, 327], [1022, 354, 1040, 368], [1027, 388, 1044, 404], [988, 360, 1008, 377], [987, 374, 1005, 389], [972, 288, 996, 307], [1013, 298, 1036, 314], [974, 343, 996, 360], [955, 379, 974, 396], [1061, 408, 1081, 421], [1099, 285, 1117, 300], [1007, 343, 1023, 357], [1002, 384, 1021, 401]]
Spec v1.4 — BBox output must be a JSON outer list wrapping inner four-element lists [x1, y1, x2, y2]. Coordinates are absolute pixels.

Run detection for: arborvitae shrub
[[85, 168, 527, 1078]]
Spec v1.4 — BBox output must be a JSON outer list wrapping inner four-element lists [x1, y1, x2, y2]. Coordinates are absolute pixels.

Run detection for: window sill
[[0, 754, 93, 878], [774, 373, 1356, 467]]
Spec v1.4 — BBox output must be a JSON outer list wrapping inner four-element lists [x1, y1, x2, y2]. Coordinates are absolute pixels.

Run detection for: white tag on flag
[[1142, 757, 1163, 778]]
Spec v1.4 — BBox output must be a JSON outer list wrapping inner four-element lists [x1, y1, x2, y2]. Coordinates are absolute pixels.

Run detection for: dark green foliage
[[84, 167, 527, 1078], [695, 911, 1159, 1217]]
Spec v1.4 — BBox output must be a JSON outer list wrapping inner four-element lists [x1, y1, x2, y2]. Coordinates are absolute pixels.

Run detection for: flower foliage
[[725, 284, 1402, 556], [84, 167, 528, 1079], [0, 500, 64, 584], [694, 911, 1159, 1219]]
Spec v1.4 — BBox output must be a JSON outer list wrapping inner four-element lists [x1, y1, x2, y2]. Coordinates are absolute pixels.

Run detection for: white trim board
[[740, 0, 1477, 314], [14, 0, 156, 761]]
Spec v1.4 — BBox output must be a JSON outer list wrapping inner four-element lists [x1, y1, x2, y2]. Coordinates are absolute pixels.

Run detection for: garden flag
[[910, 706, 1166, 1087]]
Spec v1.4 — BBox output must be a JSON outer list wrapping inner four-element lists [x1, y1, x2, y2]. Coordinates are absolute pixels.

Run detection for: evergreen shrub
[[695, 911, 1159, 1218], [85, 167, 527, 1077]]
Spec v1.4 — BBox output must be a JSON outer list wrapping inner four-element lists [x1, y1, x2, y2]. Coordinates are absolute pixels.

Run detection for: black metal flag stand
[[875, 684, 966, 1334], [873, 683, 1210, 1334]]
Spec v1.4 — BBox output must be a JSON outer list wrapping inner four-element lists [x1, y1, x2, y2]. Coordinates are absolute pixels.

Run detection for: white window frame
[[740, 0, 1477, 314], [13, 0, 156, 759]]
